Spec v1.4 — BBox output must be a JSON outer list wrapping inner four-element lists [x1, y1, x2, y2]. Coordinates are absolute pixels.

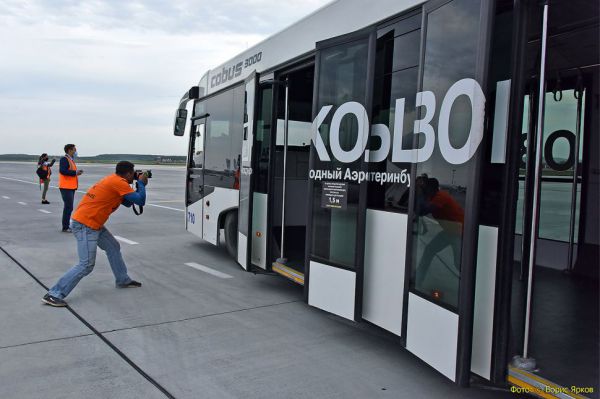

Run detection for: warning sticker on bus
[[321, 181, 348, 210]]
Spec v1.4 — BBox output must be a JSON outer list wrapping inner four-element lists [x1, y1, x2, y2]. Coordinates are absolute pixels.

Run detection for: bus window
[[253, 86, 273, 194], [187, 120, 206, 206], [311, 38, 369, 269], [191, 123, 204, 169], [203, 85, 245, 188], [410, 0, 482, 310], [368, 15, 421, 214]]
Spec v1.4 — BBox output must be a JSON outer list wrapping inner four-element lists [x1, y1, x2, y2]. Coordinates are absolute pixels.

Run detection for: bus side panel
[[186, 199, 203, 239], [251, 192, 268, 269], [202, 186, 239, 245]]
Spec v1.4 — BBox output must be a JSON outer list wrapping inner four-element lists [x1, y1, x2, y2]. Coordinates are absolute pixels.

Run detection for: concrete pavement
[[0, 162, 514, 398]]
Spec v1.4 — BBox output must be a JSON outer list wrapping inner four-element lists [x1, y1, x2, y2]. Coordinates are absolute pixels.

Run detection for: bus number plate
[[187, 211, 196, 224]]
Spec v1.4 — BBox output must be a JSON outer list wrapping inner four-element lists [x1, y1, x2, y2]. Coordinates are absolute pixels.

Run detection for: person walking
[[58, 144, 83, 232], [37, 153, 55, 204], [42, 161, 148, 307]]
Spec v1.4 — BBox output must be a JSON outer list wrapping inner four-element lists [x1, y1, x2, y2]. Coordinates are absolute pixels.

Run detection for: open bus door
[[306, 27, 374, 322], [403, 0, 493, 386], [186, 114, 209, 240], [237, 72, 258, 270], [307, 0, 495, 385]]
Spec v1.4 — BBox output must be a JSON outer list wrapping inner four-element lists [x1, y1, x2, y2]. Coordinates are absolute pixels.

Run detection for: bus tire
[[224, 211, 238, 259]]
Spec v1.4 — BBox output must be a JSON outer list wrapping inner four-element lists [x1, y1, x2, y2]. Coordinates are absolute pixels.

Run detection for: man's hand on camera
[[77, 170, 84, 176], [138, 175, 149, 186]]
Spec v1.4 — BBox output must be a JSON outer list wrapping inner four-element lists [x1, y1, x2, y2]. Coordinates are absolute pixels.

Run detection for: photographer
[[37, 153, 56, 204], [43, 161, 148, 307]]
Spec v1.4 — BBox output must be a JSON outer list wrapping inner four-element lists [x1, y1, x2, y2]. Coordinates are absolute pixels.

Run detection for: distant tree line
[[0, 154, 186, 164]]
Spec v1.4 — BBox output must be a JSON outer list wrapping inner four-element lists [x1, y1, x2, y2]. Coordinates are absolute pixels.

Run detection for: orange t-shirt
[[430, 190, 465, 223], [72, 174, 134, 230], [429, 190, 465, 236]]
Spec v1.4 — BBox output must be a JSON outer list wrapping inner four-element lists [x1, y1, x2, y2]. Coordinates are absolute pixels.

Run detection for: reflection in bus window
[[191, 123, 204, 169], [414, 177, 464, 294], [368, 15, 421, 214], [201, 85, 244, 188], [410, 0, 481, 309], [253, 86, 273, 194], [311, 39, 369, 269]]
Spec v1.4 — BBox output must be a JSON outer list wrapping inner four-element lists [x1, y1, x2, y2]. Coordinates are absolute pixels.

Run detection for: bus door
[[508, 0, 599, 392], [270, 65, 314, 285], [186, 115, 208, 238], [403, 0, 493, 386], [306, 27, 374, 321], [237, 73, 258, 270], [246, 78, 275, 270]]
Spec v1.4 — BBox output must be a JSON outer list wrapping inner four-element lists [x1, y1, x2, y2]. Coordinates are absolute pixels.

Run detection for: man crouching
[[43, 161, 148, 307]]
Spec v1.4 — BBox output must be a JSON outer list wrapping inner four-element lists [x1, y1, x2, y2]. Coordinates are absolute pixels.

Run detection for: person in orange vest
[[58, 144, 83, 232], [43, 161, 148, 307], [37, 153, 56, 204]]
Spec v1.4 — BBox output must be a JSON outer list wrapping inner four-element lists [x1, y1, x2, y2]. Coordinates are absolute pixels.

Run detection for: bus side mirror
[[173, 109, 188, 136]]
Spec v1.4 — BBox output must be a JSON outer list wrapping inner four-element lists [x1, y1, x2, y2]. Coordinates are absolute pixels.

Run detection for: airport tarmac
[[0, 162, 513, 398]]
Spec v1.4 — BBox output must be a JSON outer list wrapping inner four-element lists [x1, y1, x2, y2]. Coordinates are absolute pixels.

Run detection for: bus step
[[272, 262, 304, 286]]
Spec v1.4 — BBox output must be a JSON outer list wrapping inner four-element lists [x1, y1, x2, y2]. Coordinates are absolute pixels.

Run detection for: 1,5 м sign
[[321, 181, 348, 210]]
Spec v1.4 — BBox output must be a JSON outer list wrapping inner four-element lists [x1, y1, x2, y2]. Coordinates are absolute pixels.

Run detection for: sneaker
[[117, 280, 142, 288], [42, 293, 67, 307], [61, 228, 72, 233], [41, 200, 50, 204]]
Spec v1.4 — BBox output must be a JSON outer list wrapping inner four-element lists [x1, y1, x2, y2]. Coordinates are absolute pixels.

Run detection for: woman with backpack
[[37, 153, 56, 204]]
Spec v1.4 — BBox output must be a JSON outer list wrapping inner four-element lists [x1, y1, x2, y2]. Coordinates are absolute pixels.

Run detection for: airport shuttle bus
[[173, 0, 599, 394]]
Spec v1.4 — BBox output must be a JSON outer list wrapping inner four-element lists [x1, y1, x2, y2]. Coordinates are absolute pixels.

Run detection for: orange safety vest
[[58, 156, 78, 190]]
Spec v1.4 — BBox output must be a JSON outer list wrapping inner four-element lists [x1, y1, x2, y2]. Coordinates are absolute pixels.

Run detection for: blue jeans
[[416, 229, 462, 287], [59, 189, 75, 230], [48, 221, 132, 299]]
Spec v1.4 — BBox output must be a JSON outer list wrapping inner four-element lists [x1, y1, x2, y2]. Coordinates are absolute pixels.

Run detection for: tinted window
[[310, 38, 369, 268], [202, 85, 245, 188], [187, 120, 206, 205], [410, 0, 482, 310], [368, 19, 421, 214], [191, 123, 204, 169], [253, 86, 273, 194]]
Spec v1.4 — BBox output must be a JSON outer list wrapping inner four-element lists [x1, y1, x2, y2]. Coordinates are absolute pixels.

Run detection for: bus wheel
[[224, 211, 238, 258]]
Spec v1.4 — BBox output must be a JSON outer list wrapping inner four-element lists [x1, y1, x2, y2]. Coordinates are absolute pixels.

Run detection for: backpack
[[36, 165, 48, 180]]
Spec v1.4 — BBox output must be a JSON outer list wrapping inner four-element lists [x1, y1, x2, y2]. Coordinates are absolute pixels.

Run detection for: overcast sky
[[0, 0, 330, 156]]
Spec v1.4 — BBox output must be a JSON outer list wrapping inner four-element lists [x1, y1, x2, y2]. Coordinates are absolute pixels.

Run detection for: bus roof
[[200, 0, 423, 96]]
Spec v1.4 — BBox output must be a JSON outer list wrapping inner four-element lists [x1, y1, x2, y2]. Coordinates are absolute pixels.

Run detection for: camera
[[134, 170, 152, 180]]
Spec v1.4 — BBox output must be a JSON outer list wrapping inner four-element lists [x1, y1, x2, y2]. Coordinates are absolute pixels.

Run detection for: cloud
[[0, 0, 329, 35], [0, 0, 330, 155]]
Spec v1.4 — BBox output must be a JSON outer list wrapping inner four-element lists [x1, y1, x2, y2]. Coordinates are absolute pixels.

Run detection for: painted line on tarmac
[[0, 176, 184, 212], [17, 201, 27, 205], [146, 203, 185, 212], [38, 209, 52, 214], [0, 176, 50, 186], [114, 236, 139, 245], [0, 176, 84, 192], [185, 262, 233, 279], [0, 245, 176, 399], [2, 195, 10, 199]]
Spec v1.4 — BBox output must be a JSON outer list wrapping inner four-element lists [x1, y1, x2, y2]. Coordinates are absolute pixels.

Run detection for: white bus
[[173, 0, 599, 393]]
